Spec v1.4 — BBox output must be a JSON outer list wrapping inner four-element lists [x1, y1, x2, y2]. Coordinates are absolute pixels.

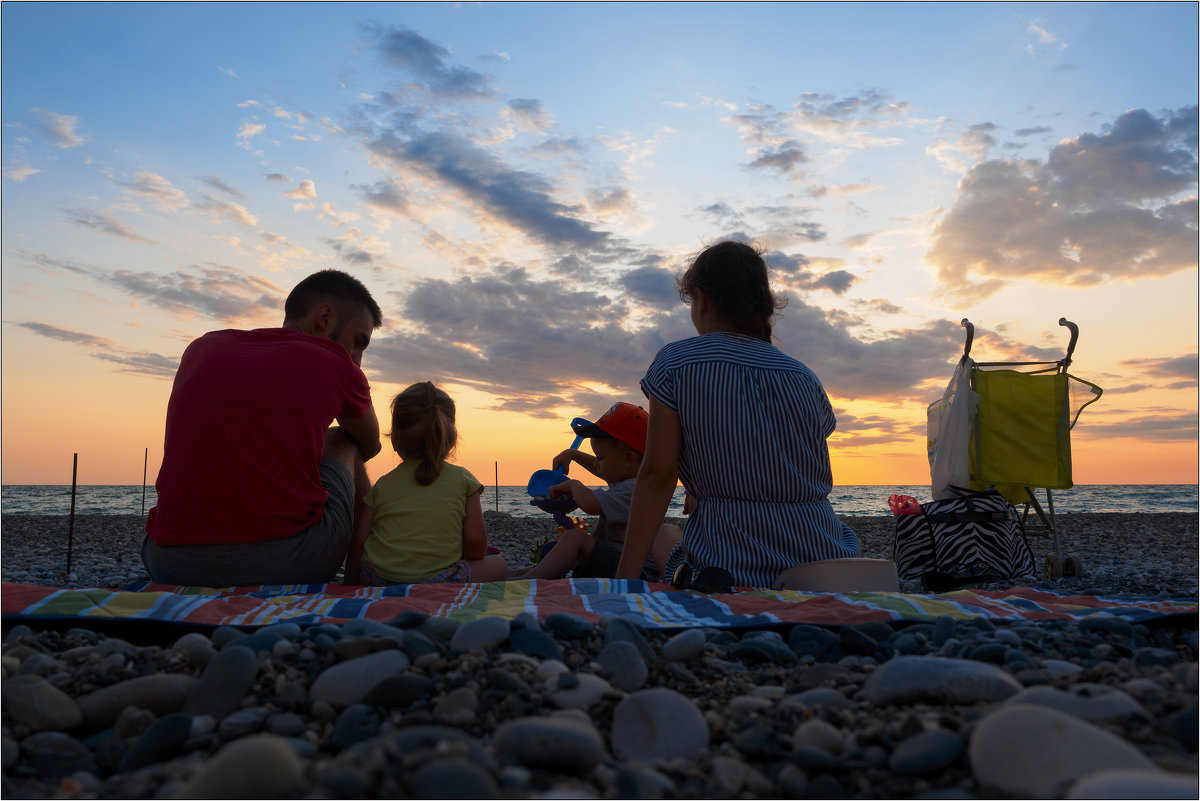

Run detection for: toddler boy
[[510, 402, 680, 581]]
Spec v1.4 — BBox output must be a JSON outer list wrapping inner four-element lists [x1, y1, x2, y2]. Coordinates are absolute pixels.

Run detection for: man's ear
[[311, 302, 337, 336]]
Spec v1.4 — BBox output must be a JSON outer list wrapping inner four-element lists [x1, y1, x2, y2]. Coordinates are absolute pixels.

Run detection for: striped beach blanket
[[3, 579, 1195, 630]]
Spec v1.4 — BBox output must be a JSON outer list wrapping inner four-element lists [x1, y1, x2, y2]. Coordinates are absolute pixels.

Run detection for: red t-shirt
[[146, 328, 372, 546]]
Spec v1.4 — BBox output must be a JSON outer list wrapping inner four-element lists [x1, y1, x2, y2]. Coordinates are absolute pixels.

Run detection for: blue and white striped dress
[[642, 332, 861, 587]]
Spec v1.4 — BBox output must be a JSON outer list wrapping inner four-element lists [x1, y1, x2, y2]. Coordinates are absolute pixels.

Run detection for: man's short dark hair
[[284, 270, 382, 328]]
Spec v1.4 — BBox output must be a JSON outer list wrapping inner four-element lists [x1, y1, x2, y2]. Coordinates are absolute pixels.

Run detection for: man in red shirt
[[143, 270, 383, 586]]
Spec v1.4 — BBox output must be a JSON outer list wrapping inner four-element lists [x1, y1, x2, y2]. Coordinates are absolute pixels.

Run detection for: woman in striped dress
[[616, 241, 861, 588]]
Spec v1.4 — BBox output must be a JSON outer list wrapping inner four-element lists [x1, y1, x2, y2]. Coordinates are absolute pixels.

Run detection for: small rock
[[551, 673, 611, 710], [888, 729, 964, 774], [218, 707, 271, 740], [611, 688, 709, 761], [434, 687, 479, 726], [331, 704, 380, 751], [408, 757, 501, 799], [494, 715, 606, 775], [781, 687, 850, 711], [1066, 769, 1198, 799], [20, 731, 95, 778], [542, 613, 594, 639], [310, 649, 410, 708], [1007, 684, 1148, 722], [792, 718, 845, 755], [1, 674, 82, 732], [508, 628, 563, 661], [175, 733, 307, 798], [598, 640, 647, 691], [450, 616, 510, 652], [969, 704, 1161, 798], [864, 655, 1022, 705], [76, 674, 196, 730], [119, 713, 192, 772], [661, 629, 707, 662], [184, 645, 258, 719]]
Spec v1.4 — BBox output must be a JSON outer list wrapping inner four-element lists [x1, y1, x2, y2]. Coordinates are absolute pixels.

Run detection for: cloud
[[109, 171, 189, 210], [1015, 126, 1052, 137], [356, 179, 410, 216], [927, 106, 1199, 300], [1120, 354, 1199, 387], [264, 172, 290, 182], [30, 108, 86, 149], [1077, 409, 1197, 441], [217, 66, 239, 79], [366, 128, 610, 250], [237, 121, 266, 139], [1027, 21, 1068, 53], [726, 104, 810, 177], [200, 174, 244, 198], [197, 196, 259, 228], [61, 207, 152, 242], [12, 321, 178, 378], [101, 265, 284, 323], [4, 164, 40, 182], [504, 98, 553, 131], [926, 121, 998, 173], [370, 24, 495, 100], [284, 179, 317, 199], [358, 254, 1007, 417]]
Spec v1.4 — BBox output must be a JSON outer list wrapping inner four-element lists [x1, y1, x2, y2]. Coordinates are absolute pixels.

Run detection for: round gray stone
[[661, 629, 707, 662], [494, 715, 606, 775], [184, 643, 258, 719], [1066, 769, 1198, 799], [611, 688, 709, 761], [969, 704, 1161, 798], [310, 649, 410, 708], [864, 655, 1022, 705], [888, 729, 964, 774], [1007, 683, 1147, 722], [598, 640, 648, 692], [1, 674, 82, 732], [450, 616, 510, 652], [176, 733, 307, 798]]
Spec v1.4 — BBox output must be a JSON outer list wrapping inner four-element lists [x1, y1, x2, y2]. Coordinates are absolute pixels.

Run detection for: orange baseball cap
[[571, 402, 648, 454]]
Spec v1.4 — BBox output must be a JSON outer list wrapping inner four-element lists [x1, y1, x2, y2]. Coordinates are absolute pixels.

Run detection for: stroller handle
[[1059, 318, 1079, 367], [960, 318, 974, 358]]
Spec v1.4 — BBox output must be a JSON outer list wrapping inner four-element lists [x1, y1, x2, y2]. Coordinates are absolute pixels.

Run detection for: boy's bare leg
[[651, 524, 683, 580], [509, 529, 595, 580]]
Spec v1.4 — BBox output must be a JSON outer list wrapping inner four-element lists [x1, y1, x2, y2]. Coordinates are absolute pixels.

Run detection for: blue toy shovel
[[525, 418, 588, 496]]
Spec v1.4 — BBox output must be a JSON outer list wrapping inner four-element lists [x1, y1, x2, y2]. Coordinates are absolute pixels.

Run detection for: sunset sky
[[2, 2, 1197, 490]]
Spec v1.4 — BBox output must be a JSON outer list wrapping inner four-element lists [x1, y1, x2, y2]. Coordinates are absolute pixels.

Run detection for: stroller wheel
[[1044, 554, 1064, 579], [1063, 555, 1084, 578]]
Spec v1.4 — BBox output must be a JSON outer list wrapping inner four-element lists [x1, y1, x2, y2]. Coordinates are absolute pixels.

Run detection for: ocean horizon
[[2, 483, 1196, 518]]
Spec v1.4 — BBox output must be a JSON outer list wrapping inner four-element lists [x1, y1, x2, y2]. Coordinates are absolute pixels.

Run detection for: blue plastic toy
[[525, 418, 589, 497]]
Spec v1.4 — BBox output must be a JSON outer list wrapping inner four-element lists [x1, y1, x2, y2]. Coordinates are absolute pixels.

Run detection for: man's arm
[[337, 406, 382, 461], [344, 505, 373, 584]]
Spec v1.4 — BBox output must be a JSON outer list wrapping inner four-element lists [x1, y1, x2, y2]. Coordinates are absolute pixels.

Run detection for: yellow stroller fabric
[[969, 368, 1103, 505]]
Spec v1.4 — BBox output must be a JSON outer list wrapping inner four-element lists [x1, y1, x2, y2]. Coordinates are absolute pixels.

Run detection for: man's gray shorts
[[141, 459, 355, 586]]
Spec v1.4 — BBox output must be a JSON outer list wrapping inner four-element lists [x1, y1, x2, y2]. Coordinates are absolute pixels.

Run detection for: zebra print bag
[[893, 486, 1035, 584]]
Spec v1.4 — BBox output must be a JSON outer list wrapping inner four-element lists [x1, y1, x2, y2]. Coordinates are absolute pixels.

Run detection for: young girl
[[616, 241, 861, 588], [345, 382, 507, 585]]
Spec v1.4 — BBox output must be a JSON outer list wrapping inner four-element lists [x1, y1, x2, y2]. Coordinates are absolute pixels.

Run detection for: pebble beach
[[2, 511, 1197, 798]]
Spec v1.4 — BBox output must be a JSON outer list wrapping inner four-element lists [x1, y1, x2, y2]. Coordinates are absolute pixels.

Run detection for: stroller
[[928, 318, 1103, 579]]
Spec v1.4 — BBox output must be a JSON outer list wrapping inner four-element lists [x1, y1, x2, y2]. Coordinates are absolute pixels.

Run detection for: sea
[[1, 484, 1195, 518]]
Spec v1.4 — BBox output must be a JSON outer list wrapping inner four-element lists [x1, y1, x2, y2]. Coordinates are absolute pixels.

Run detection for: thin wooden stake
[[67, 453, 78, 576], [141, 447, 148, 515], [494, 461, 499, 512]]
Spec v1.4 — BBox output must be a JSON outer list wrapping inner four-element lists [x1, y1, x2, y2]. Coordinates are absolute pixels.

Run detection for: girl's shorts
[[359, 560, 472, 586]]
